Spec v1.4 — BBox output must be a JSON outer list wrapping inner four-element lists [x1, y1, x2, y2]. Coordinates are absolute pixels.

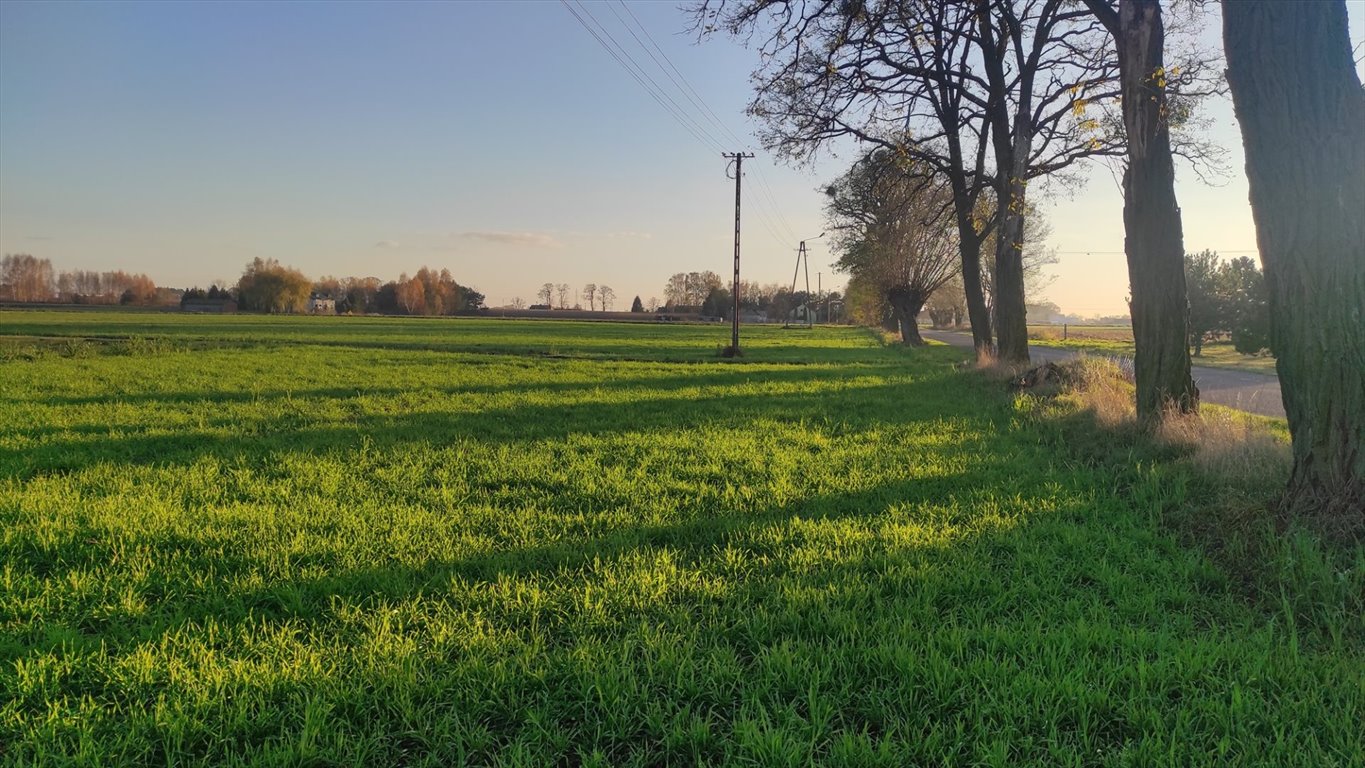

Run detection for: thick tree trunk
[[974, 1, 1030, 365], [993, 175, 1031, 364], [957, 221, 994, 358], [1117, 0, 1199, 422], [1222, 0, 1365, 524], [946, 132, 994, 359], [889, 288, 927, 346]]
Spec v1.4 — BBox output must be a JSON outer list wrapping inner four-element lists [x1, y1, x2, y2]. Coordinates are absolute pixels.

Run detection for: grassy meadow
[[1027, 325, 1277, 375], [1, 310, 1360, 766]]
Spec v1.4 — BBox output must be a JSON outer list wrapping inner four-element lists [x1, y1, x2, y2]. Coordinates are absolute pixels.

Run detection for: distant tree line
[[0, 253, 488, 317], [528, 282, 618, 311], [2, 254, 161, 305], [220, 259, 486, 315], [656, 271, 840, 323]]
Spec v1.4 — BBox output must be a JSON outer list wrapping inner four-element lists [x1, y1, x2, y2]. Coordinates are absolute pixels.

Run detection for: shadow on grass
[[7, 359, 904, 409], [1, 364, 950, 480]]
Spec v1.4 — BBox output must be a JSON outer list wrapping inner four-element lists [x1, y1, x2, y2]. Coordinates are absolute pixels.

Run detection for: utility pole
[[790, 232, 824, 328], [723, 151, 753, 355]]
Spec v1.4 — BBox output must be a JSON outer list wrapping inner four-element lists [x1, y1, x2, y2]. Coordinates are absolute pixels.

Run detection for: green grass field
[[1, 310, 1359, 766]]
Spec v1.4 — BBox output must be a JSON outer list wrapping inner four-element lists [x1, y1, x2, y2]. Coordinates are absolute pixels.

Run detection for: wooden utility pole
[[724, 152, 753, 354]]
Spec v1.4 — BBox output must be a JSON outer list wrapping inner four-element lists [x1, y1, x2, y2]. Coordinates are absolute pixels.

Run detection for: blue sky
[[2, 0, 1362, 315]]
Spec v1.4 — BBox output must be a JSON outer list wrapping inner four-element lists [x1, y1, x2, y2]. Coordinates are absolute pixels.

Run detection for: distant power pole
[[724, 151, 754, 354]]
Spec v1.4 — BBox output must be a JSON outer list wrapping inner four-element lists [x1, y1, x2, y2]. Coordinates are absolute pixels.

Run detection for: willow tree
[[1222, 0, 1365, 523], [826, 151, 959, 345]]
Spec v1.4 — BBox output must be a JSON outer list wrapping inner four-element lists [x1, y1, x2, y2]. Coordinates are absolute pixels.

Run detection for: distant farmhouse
[[308, 296, 336, 314]]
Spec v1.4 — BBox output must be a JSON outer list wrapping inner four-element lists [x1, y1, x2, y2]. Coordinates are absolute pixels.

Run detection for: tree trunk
[[1222, 0, 1365, 524], [993, 175, 1031, 364], [1118, 0, 1199, 422], [957, 220, 994, 358], [948, 170, 994, 357], [889, 288, 926, 346], [973, 2, 1029, 365]]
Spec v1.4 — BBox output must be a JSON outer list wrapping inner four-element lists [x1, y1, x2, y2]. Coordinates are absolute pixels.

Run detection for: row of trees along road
[[826, 148, 1058, 345], [700, 0, 1362, 521], [824, 150, 958, 345]]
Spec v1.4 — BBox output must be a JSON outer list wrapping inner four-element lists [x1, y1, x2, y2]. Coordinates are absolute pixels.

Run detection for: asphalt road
[[920, 329, 1285, 418]]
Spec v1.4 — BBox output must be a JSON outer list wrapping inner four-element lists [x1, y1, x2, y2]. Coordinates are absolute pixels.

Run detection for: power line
[[724, 152, 755, 353], [611, 2, 806, 243], [743, 185, 790, 245], [563, 1, 804, 251], [561, 1, 725, 153], [749, 164, 799, 242], [614, 1, 746, 148], [609, 2, 802, 243]]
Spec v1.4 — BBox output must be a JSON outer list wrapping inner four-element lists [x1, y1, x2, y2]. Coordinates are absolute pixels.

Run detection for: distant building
[[181, 298, 238, 313], [308, 296, 336, 314]]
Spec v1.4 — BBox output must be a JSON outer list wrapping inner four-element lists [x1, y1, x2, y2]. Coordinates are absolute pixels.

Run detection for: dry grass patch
[[1155, 406, 1290, 490]]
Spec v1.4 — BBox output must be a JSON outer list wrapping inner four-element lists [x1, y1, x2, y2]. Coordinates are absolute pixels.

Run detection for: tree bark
[[977, 1, 1034, 366], [1114, 0, 1199, 422], [889, 288, 927, 346], [1222, 0, 1365, 524], [993, 176, 1031, 364], [945, 133, 994, 359], [955, 203, 994, 357]]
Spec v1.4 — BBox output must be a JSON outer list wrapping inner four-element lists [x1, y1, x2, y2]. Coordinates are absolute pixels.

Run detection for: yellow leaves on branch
[[1147, 64, 1179, 90]]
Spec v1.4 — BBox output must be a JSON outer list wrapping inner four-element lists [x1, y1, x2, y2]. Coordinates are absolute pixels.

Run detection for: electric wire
[[572, 1, 734, 155], [743, 185, 791, 245], [563, 0, 803, 251], [614, 1, 746, 147], [562, 1, 725, 154], [611, 1, 801, 243]]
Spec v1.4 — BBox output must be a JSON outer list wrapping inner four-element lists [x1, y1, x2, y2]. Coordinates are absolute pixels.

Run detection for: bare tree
[[698, 0, 1123, 362], [967, 0, 1126, 362], [538, 283, 554, 306], [598, 285, 616, 311], [663, 271, 722, 308], [556, 283, 570, 309], [582, 283, 597, 312], [1222, 0, 1365, 522], [1, 254, 55, 302]]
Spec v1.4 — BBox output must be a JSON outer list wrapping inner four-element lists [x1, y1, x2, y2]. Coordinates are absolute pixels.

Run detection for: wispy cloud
[[460, 231, 562, 248], [605, 231, 653, 240], [374, 240, 401, 249]]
